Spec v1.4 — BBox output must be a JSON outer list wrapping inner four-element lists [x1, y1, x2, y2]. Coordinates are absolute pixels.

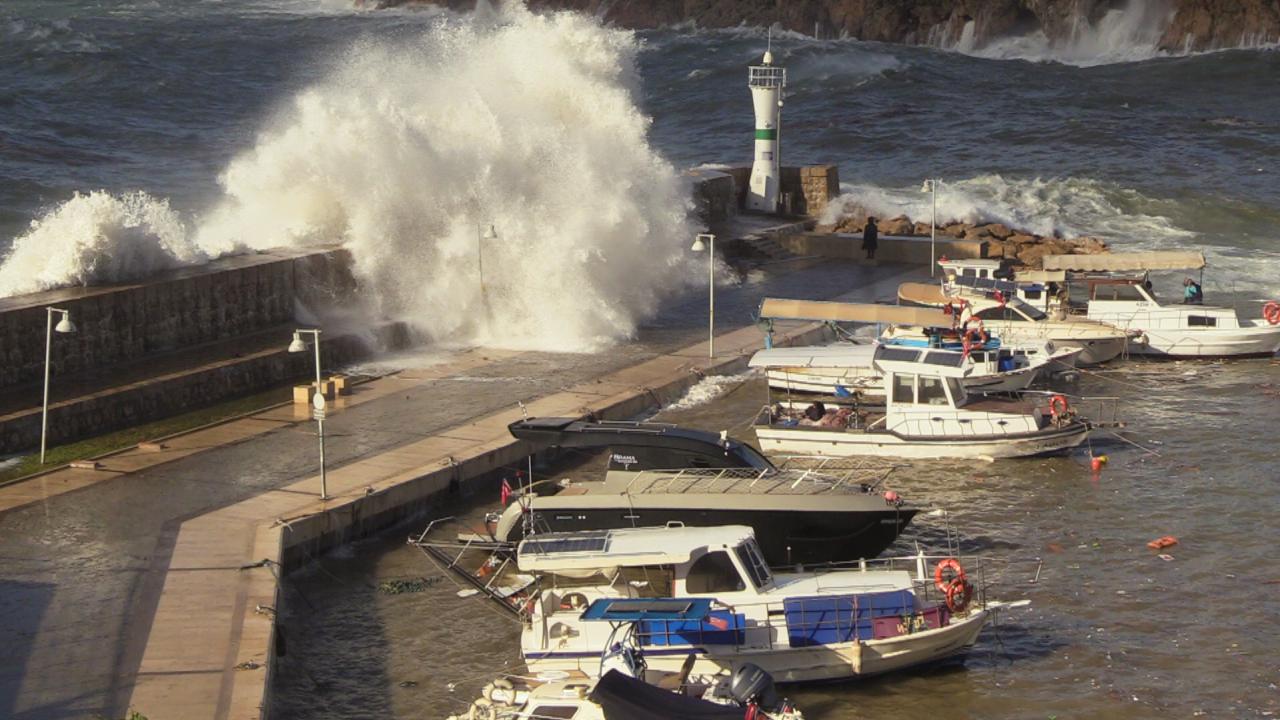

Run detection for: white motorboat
[[516, 525, 1020, 684], [753, 345, 1095, 460], [897, 282, 1136, 365], [750, 337, 1078, 398], [1041, 252, 1280, 359]]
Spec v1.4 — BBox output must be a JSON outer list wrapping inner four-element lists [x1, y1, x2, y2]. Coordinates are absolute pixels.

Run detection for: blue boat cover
[[637, 610, 746, 647], [784, 591, 917, 647], [580, 597, 715, 623]]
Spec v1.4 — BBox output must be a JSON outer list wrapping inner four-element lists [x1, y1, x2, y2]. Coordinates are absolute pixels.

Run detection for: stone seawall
[[0, 246, 354, 392]]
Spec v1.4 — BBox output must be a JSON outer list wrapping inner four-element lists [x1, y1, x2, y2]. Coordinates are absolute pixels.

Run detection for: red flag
[[500, 478, 513, 506], [707, 615, 729, 631]]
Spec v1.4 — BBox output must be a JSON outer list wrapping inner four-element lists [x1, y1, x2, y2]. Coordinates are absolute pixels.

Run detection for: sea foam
[[0, 3, 698, 351]]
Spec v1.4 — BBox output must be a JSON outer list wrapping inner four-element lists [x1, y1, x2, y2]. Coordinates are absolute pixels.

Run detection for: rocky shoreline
[[372, 0, 1280, 53], [818, 211, 1108, 269]]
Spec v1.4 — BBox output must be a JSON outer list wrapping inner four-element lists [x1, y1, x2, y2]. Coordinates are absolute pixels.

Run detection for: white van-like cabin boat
[[518, 525, 1013, 684], [753, 345, 1092, 460], [1041, 252, 1280, 358], [897, 281, 1135, 365]]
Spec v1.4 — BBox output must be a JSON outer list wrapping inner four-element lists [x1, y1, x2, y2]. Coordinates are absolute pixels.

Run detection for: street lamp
[[288, 328, 326, 499], [691, 233, 715, 358], [478, 223, 497, 297], [921, 178, 940, 277], [40, 307, 76, 464]]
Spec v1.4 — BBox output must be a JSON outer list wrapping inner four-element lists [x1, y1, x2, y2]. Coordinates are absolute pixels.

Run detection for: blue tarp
[[580, 597, 715, 623], [784, 591, 917, 647]]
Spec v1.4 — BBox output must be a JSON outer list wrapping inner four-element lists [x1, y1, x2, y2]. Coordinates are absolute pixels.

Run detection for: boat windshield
[[1009, 298, 1046, 320], [734, 541, 772, 589], [726, 440, 775, 472]]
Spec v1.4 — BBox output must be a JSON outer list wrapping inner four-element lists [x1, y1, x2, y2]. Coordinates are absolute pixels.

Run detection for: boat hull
[[526, 608, 990, 684], [504, 506, 916, 567], [753, 422, 1089, 460], [1125, 323, 1280, 358]]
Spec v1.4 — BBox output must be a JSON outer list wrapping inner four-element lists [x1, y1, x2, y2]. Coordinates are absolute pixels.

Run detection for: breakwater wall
[[0, 246, 355, 391]]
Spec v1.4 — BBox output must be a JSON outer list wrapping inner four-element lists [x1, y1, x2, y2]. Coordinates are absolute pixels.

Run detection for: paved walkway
[[0, 261, 920, 720]]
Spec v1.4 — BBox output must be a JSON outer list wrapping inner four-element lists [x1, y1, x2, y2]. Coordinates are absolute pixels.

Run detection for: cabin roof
[[1042, 251, 1206, 272], [748, 344, 876, 369], [873, 346, 971, 377], [759, 297, 953, 327], [516, 525, 755, 572]]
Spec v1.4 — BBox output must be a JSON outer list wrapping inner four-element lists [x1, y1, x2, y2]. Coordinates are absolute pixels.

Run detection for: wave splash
[[0, 3, 697, 352]]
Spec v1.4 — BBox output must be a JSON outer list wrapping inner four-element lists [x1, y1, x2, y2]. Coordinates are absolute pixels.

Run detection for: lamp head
[[288, 332, 308, 353], [691, 233, 713, 253], [54, 314, 75, 334], [482, 224, 498, 241]]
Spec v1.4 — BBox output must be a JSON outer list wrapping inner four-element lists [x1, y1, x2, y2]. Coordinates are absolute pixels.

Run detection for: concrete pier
[[0, 261, 923, 720]]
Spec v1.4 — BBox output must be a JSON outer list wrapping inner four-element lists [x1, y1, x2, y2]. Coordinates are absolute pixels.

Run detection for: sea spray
[[195, 4, 698, 351], [0, 3, 700, 351], [0, 191, 203, 296]]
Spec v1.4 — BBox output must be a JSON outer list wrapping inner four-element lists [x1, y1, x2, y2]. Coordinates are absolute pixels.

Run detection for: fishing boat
[[1041, 252, 1280, 358], [516, 524, 1023, 684], [489, 418, 916, 567], [750, 337, 1078, 398], [753, 345, 1097, 460], [896, 282, 1135, 365]]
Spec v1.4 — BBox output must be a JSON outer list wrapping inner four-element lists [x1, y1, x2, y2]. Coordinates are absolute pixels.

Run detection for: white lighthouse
[[746, 46, 786, 213]]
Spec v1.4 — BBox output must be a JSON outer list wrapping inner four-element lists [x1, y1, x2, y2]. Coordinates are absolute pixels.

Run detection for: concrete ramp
[[759, 297, 952, 327]]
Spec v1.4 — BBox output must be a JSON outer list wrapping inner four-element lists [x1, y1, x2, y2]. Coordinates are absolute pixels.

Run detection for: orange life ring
[[1264, 301, 1280, 326], [1049, 394, 1070, 420], [945, 578, 974, 613], [933, 558, 966, 593], [961, 327, 989, 357]]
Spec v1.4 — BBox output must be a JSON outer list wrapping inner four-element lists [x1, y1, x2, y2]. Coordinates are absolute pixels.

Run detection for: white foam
[[944, 0, 1276, 67], [0, 191, 204, 296], [1, 4, 700, 352], [663, 371, 754, 412]]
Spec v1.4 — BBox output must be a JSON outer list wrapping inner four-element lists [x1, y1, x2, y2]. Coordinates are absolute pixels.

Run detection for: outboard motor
[[728, 663, 780, 711]]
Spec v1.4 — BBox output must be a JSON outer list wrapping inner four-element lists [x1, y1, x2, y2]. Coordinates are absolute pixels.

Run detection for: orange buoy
[[1146, 535, 1179, 550], [933, 557, 966, 593], [1049, 394, 1070, 420]]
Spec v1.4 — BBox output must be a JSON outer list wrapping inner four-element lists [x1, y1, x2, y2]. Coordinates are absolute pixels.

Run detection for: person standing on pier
[[862, 217, 879, 260]]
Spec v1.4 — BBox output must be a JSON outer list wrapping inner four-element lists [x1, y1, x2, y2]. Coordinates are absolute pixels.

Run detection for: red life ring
[[1049, 394, 1070, 420], [1264, 301, 1280, 326], [945, 578, 974, 613], [933, 558, 966, 593], [961, 327, 989, 357]]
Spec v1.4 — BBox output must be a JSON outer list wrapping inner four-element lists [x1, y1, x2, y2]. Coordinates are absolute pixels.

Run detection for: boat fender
[[469, 698, 498, 720], [1264, 301, 1280, 325], [945, 578, 974, 613], [933, 558, 966, 593], [1049, 394, 1070, 421], [883, 490, 902, 506]]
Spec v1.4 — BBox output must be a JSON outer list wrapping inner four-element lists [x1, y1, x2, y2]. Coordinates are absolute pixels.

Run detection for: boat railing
[[1016, 390, 1124, 428], [617, 464, 896, 495]]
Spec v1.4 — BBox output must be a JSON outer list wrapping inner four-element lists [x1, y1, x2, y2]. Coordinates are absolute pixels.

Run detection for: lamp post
[[921, 178, 939, 277], [478, 223, 497, 298], [691, 233, 715, 358], [40, 307, 76, 464], [288, 328, 326, 500]]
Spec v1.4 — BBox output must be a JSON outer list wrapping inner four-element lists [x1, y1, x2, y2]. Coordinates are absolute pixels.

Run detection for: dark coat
[[861, 221, 879, 249]]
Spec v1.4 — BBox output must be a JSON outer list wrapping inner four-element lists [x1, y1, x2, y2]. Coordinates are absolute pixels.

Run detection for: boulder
[[913, 221, 934, 236], [1007, 233, 1037, 245], [963, 226, 993, 241], [981, 223, 1014, 240], [879, 215, 914, 235], [943, 223, 969, 238]]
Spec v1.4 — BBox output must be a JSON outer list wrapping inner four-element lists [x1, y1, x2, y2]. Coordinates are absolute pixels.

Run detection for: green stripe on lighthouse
[[754, 128, 777, 140]]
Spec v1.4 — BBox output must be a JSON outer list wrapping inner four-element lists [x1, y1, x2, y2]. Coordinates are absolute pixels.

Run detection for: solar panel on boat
[[954, 276, 1018, 293], [521, 532, 610, 555], [877, 347, 920, 363]]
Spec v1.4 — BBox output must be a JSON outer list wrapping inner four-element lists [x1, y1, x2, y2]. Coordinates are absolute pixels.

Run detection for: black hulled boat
[[493, 417, 917, 566]]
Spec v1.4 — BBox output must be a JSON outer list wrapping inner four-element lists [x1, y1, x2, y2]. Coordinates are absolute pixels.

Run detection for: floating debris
[[378, 576, 441, 594]]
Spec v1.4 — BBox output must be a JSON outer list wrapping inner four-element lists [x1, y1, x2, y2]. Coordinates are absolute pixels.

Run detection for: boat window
[[962, 268, 976, 277], [1188, 315, 1217, 327], [946, 378, 966, 405], [526, 706, 579, 719], [1010, 298, 1046, 320], [734, 542, 772, 589], [918, 377, 949, 405], [892, 374, 916, 404], [685, 551, 746, 594], [1023, 288, 1042, 300], [975, 307, 1008, 321]]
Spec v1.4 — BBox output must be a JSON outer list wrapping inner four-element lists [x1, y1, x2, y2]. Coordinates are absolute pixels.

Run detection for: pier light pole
[[40, 307, 76, 464], [478, 223, 497, 300], [288, 328, 327, 500], [921, 178, 940, 277], [691, 233, 715, 357]]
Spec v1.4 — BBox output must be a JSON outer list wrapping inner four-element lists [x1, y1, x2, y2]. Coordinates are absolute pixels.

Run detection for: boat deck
[[605, 464, 894, 496]]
